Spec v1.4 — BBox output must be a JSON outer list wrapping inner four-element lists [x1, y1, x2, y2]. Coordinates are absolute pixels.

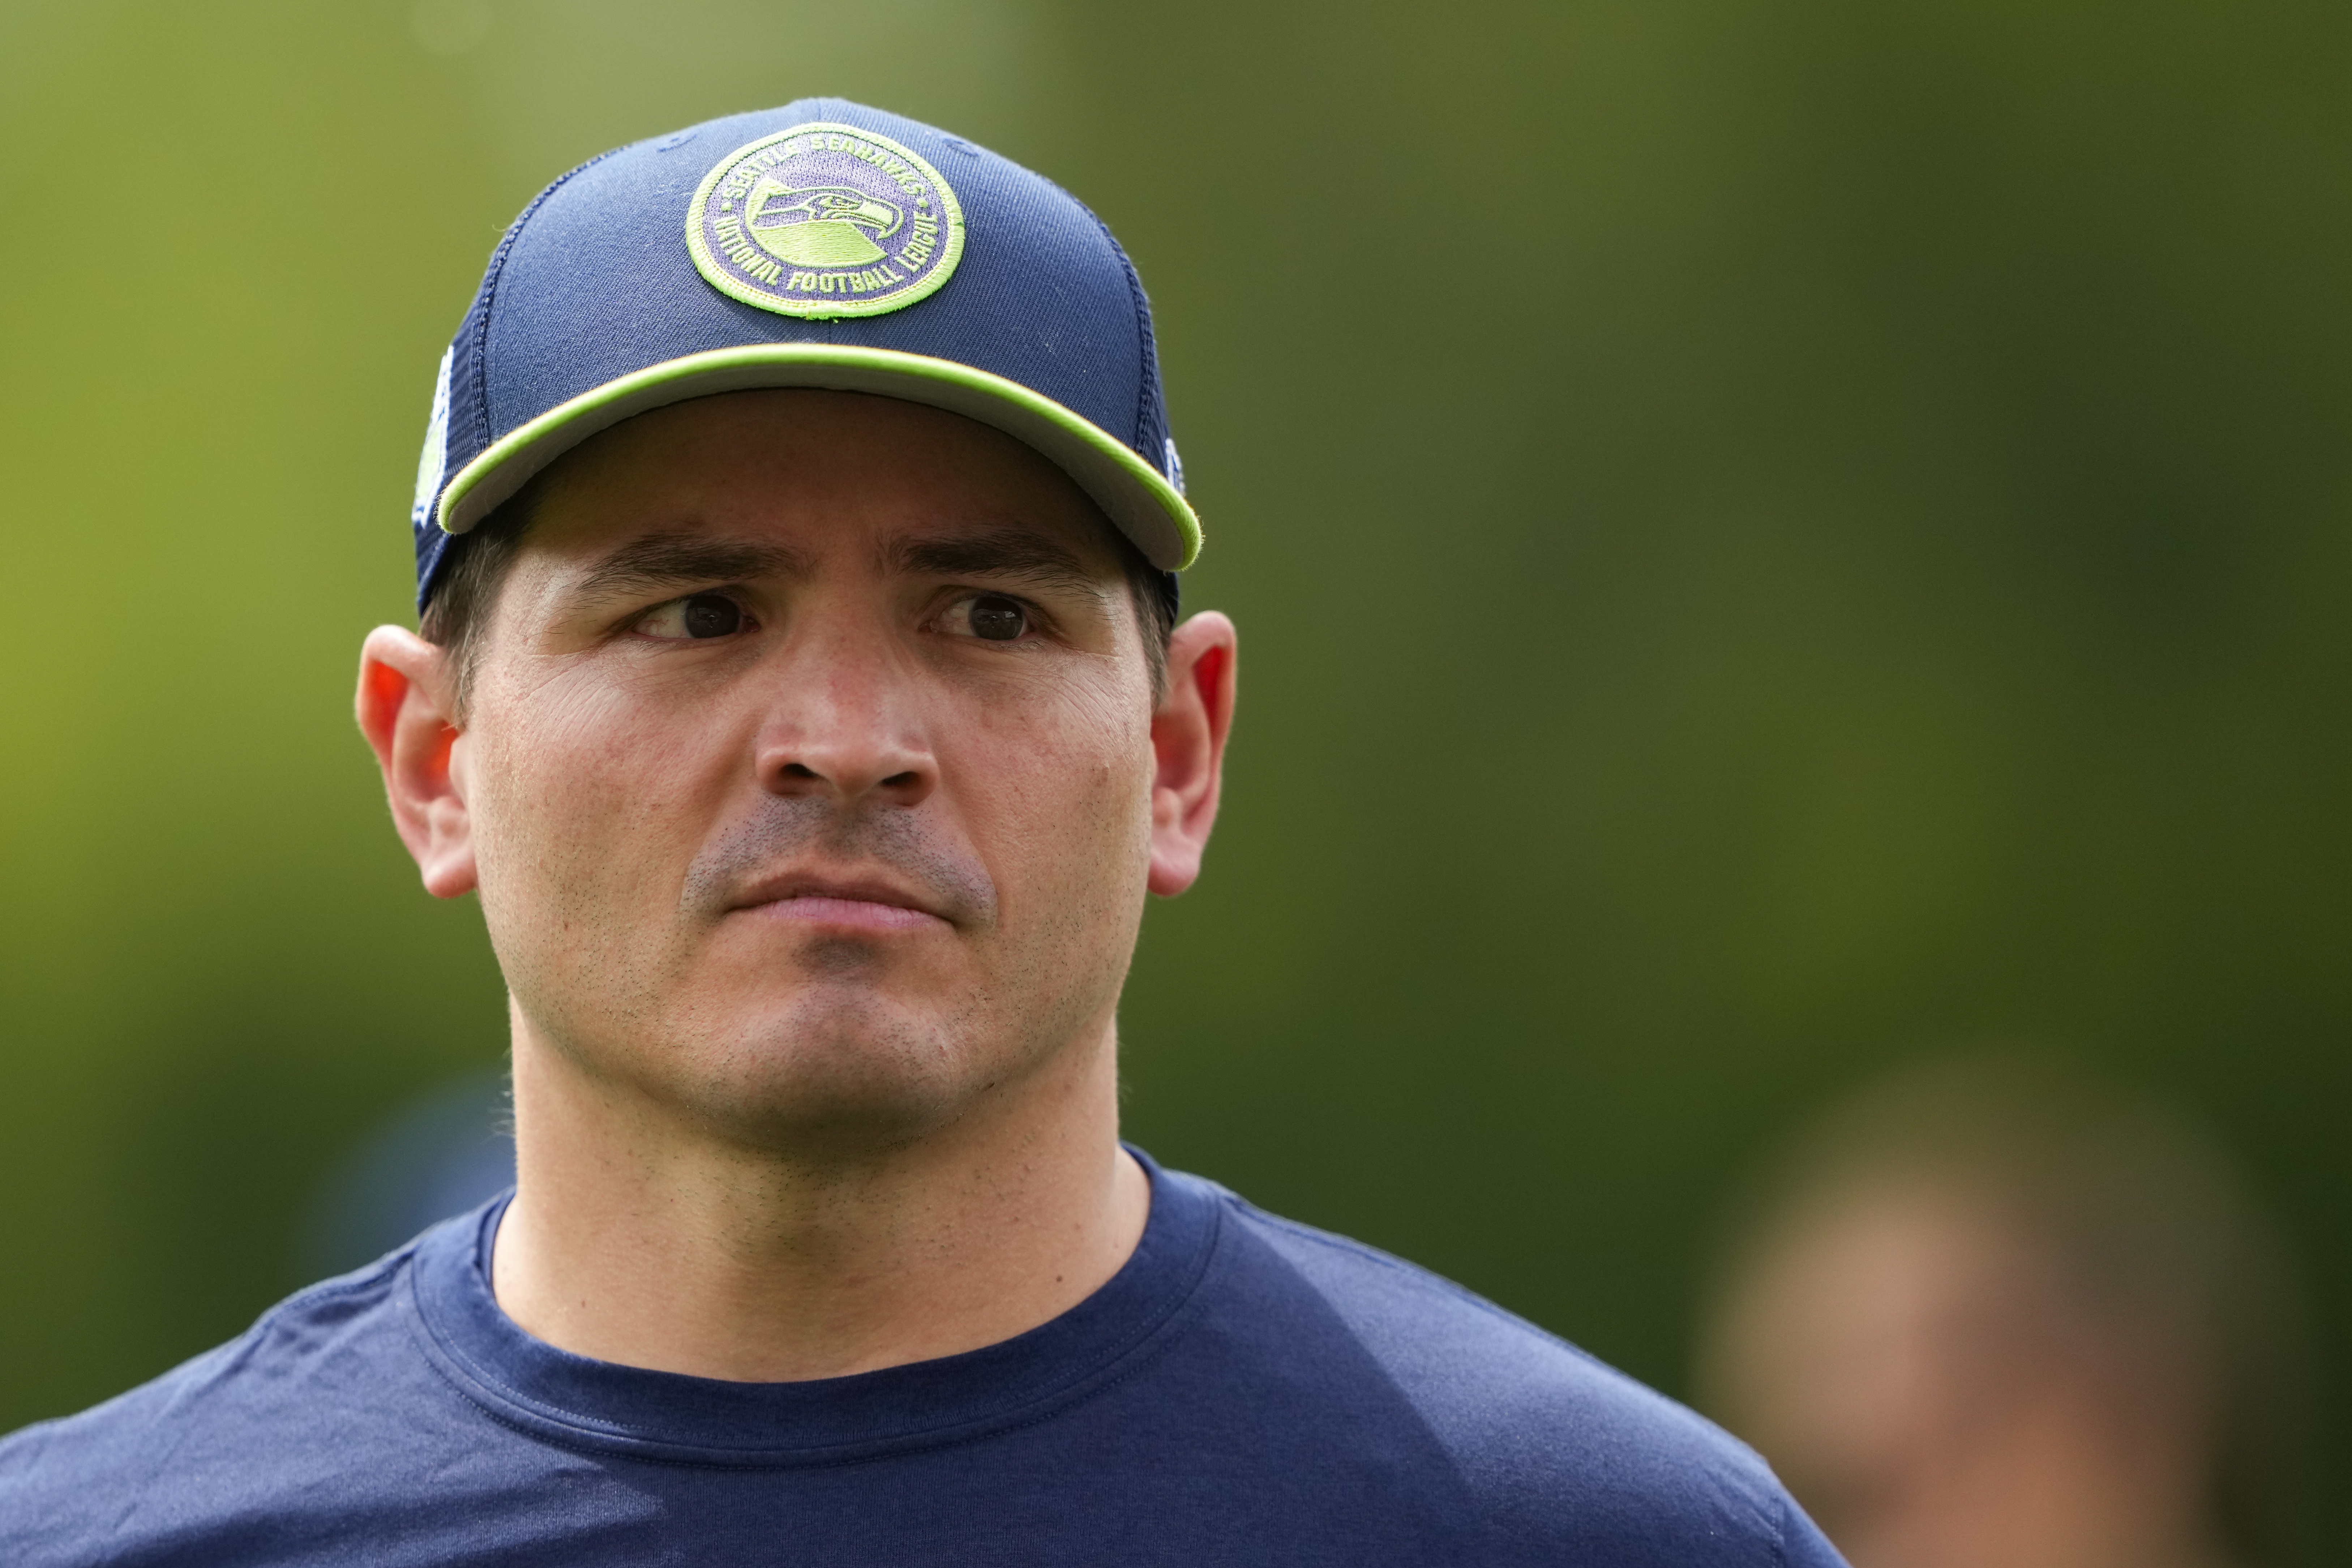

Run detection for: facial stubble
[[653, 793, 1012, 1146]]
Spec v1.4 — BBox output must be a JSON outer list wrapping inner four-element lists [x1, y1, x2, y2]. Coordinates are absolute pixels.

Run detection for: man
[[1, 101, 1843, 1565], [1699, 1057, 2313, 1568]]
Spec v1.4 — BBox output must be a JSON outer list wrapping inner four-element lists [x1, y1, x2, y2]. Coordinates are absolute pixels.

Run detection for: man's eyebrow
[[883, 529, 1108, 594], [569, 534, 810, 599]]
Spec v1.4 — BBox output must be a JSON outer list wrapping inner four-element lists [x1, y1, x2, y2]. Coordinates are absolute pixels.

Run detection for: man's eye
[[945, 594, 1029, 642], [637, 592, 746, 640]]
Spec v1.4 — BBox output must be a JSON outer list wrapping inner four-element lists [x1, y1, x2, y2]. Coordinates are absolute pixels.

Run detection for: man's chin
[[656, 989, 995, 1155]]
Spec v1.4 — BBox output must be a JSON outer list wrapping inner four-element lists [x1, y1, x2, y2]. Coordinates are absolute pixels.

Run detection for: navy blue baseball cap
[[408, 98, 1198, 613]]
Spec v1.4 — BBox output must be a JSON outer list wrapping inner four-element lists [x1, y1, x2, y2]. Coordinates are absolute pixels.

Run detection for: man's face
[[455, 390, 1159, 1151]]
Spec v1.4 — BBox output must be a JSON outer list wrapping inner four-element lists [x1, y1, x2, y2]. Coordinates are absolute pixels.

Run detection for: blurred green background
[[4, 0, 2349, 1515]]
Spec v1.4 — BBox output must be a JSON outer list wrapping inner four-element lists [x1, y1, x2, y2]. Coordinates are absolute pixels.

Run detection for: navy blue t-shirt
[[1, 1155, 1843, 1565]]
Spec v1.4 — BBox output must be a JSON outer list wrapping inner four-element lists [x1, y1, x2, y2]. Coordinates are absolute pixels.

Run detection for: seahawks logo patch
[[686, 123, 964, 320]]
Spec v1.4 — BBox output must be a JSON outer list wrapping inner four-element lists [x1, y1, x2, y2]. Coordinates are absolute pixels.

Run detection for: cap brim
[[435, 344, 1200, 571]]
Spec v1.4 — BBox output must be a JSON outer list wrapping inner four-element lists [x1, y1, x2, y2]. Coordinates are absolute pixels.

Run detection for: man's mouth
[[727, 873, 951, 933], [683, 802, 997, 932]]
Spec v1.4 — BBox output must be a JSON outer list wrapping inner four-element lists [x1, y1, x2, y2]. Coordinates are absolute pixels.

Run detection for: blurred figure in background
[[1698, 1057, 2315, 1568]]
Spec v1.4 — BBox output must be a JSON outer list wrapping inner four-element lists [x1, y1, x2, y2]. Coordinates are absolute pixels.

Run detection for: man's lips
[[726, 874, 951, 933]]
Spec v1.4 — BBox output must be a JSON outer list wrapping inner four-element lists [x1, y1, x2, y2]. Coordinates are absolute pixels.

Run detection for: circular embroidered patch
[[685, 123, 965, 320]]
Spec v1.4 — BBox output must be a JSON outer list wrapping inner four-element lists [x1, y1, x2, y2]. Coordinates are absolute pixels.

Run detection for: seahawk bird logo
[[745, 177, 905, 268]]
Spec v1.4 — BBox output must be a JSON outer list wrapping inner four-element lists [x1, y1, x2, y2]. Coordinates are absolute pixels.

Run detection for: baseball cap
[[407, 98, 1198, 613]]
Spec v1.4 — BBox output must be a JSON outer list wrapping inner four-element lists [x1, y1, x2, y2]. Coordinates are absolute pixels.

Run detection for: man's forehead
[[553, 523, 1111, 600]]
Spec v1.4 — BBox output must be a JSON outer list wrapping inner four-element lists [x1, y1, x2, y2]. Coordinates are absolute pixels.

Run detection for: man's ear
[[356, 626, 477, 899], [1148, 611, 1238, 896]]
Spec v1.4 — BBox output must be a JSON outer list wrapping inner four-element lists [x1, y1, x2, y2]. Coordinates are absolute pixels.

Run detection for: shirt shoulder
[[1211, 1186, 1845, 1567], [0, 1244, 455, 1564]]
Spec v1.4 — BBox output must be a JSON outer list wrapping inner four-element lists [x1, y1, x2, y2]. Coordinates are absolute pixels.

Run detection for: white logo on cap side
[[412, 348, 452, 534]]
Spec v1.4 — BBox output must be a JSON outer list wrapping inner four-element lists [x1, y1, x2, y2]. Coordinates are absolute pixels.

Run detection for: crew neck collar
[[404, 1147, 1223, 1466]]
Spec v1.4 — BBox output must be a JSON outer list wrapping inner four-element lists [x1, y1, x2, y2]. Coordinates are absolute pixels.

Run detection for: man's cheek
[[1006, 689, 1149, 804], [512, 680, 729, 824], [536, 675, 690, 781], [994, 754, 1149, 927], [477, 725, 666, 921]]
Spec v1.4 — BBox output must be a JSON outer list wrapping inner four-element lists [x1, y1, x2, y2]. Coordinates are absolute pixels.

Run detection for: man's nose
[[750, 631, 937, 809]]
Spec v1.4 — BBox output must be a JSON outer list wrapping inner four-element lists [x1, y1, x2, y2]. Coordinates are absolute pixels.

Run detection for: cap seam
[[1087, 208, 1161, 455], [466, 143, 629, 451]]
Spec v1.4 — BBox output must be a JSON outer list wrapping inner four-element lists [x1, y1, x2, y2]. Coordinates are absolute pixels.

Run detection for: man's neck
[[489, 1013, 1151, 1383]]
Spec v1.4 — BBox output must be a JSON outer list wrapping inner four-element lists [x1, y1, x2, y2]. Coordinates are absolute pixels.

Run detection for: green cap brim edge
[[435, 344, 1201, 571]]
